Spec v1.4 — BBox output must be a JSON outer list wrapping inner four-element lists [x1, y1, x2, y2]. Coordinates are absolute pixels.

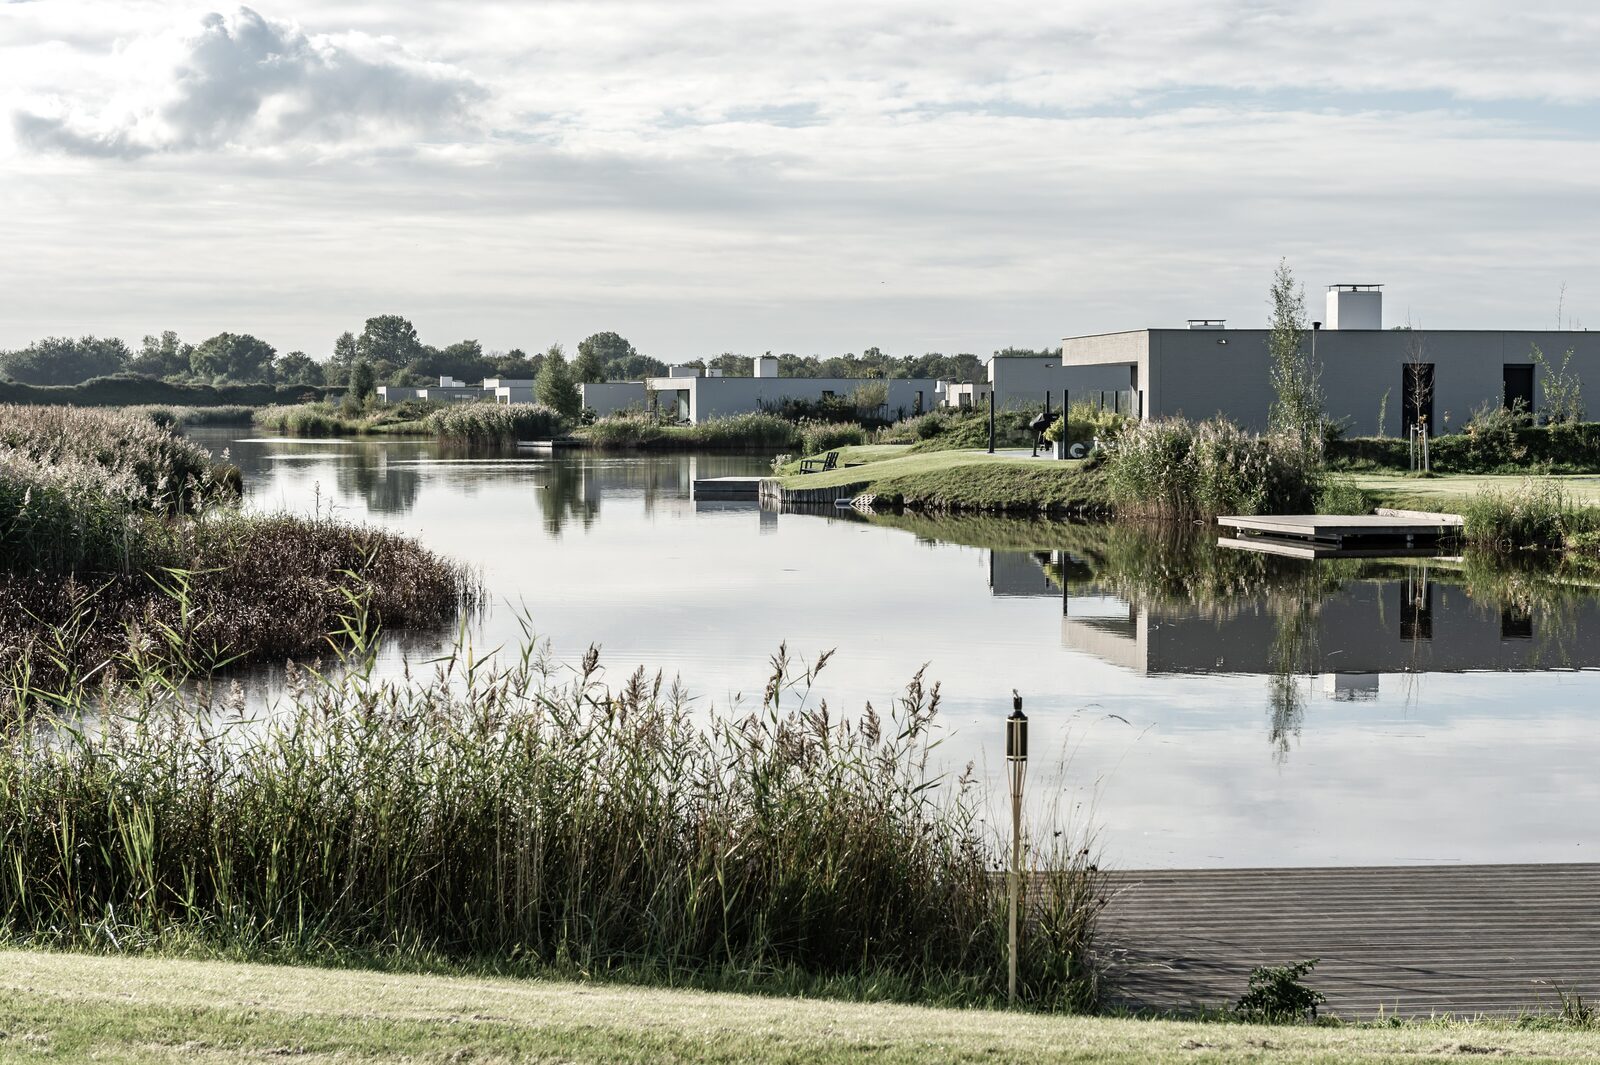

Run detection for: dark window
[[1503, 364, 1535, 414], [1400, 575, 1433, 641], [1500, 607, 1533, 640], [1402, 363, 1435, 436]]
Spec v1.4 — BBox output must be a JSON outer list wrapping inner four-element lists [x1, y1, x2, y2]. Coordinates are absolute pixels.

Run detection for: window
[[1503, 364, 1534, 414]]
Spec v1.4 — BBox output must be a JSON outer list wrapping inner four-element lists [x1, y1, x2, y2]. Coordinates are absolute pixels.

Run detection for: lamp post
[[1006, 693, 1029, 1005], [987, 389, 996, 454]]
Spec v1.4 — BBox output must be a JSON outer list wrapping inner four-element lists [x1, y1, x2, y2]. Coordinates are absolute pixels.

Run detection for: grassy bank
[[581, 411, 802, 451], [4, 951, 1598, 1064], [775, 446, 1112, 515], [0, 405, 475, 683], [254, 400, 565, 442], [2, 635, 1101, 1011]]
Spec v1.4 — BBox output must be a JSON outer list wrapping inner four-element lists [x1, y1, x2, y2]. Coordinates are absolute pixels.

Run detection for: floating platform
[[516, 437, 585, 451], [1218, 509, 1462, 558], [692, 476, 765, 501]]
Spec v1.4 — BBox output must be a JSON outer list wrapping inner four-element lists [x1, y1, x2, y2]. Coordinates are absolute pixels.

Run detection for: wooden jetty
[[1219, 509, 1463, 559], [1099, 864, 1600, 1017], [692, 476, 765, 501], [516, 437, 585, 452]]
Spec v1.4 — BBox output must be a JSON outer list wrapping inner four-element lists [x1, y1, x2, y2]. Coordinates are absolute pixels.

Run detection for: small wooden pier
[[1219, 509, 1462, 559], [1099, 864, 1600, 1018], [692, 476, 765, 501], [516, 437, 585, 452]]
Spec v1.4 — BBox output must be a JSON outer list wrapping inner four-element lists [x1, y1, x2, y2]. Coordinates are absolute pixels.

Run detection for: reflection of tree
[[540, 459, 600, 536], [334, 450, 421, 515], [1267, 582, 1320, 762]]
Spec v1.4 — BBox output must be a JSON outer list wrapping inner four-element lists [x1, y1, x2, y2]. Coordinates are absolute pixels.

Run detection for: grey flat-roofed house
[[1062, 285, 1600, 434]]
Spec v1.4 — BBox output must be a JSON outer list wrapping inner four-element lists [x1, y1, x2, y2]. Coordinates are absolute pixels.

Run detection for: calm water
[[192, 429, 1600, 871]]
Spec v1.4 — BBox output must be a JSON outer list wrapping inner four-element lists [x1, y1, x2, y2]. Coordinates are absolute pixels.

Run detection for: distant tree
[[489, 347, 537, 379], [536, 343, 582, 418], [190, 332, 277, 382], [357, 314, 423, 366], [328, 331, 359, 385], [437, 339, 487, 381], [0, 335, 130, 385], [129, 331, 193, 378], [274, 350, 322, 386], [708, 353, 754, 377], [993, 346, 1059, 360], [601, 352, 667, 381], [575, 332, 636, 384], [1266, 259, 1322, 446], [347, 358, 376, 410]]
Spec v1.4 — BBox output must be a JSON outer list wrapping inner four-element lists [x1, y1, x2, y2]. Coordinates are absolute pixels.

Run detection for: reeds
[[1103, 417, 1324, 520], [1459, 480, 1595, 552], [422, 402, 564, 443], [0, 631, 1103, 1011], [585, 412, 800, 451]]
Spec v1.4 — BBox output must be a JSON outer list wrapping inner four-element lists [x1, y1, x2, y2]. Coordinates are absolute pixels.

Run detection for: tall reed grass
[[584, 411, 800, 451], [422, 402, 564, 443], [1459, 480, 1597, 552], [1102, 417, 1324, 520], [0, 631, 1103, 1011]]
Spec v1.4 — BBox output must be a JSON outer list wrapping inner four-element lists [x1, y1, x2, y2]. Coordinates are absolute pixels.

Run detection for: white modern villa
[[580, 356, 939, 424], [1059, 285, 1600, 434]]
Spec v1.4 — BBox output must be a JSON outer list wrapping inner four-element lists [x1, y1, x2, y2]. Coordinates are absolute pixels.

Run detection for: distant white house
[[376, 375, 535, 405], [582, 355, 939, 424]]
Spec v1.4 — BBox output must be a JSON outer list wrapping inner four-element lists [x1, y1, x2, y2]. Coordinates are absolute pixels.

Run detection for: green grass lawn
[[776, 445, 1108, 513], [1341, 473, 1600, 511], [3, 951, 1597, 1064]]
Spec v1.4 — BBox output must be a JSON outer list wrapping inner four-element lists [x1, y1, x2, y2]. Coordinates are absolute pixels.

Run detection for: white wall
[[646, 376, 938, 423], [988, 356, 1134, 411]]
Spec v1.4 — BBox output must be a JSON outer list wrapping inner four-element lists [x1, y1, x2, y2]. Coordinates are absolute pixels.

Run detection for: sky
[[4, 0, 1600, 362]]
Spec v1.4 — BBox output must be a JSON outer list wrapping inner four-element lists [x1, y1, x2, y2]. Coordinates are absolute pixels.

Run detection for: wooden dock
[[1218, 509, 1463, 559], [1099, 864, 1600, 1018], [692, 476, 765, 501], [516, 437, 585, 451]]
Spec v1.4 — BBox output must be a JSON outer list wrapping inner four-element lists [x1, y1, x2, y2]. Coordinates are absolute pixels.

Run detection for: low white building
[[582, 355, 939, 424], [952, 355, 1135, 413]]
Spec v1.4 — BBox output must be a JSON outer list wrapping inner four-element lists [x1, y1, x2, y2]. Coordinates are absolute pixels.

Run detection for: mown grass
[[4, 951, 1599, 1064], [1, 632, 1102, 1013], [775, 446, 1109, 514]]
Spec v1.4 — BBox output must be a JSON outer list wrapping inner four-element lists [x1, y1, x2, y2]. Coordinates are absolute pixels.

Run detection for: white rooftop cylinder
[[1326, 284, 1382, 330]]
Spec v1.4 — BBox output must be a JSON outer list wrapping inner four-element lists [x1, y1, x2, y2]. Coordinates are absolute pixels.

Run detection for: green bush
[[1102, 417, 1324, 520], [799, 419, 867, 455], [254, 402, 350, 437], [423, 402, 565, 443], [0, 373, 335, 408], [586, 412, 801, 451]]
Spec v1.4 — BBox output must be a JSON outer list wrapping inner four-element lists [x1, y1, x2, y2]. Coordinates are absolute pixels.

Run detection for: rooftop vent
[[1187, 319, 1226, 330], [755, 355, 779, 379], [1326, 284, 1383, 330]]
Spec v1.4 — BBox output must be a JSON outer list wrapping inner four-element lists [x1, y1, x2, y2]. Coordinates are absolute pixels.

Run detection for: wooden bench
[[799, 451, 839, 474]]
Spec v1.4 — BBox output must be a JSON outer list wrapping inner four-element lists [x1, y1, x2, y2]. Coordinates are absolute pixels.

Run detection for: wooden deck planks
[[1097, 864, 1600, 1018]]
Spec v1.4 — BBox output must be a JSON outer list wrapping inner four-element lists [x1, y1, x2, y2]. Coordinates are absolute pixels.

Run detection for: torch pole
[[1006, 696, 1028, 1005]]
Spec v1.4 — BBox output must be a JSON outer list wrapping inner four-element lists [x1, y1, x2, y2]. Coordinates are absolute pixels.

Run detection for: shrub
[[1235, 959, 1326, 1022], [586, 412, 801, 451], [423, 402, 565, 443], [0, 643, 1104, 1011], [1102, 417, 1324, 520], [799, 419, 867, 455], [254, 402, 350, 437], [1459, 480, 1591, 552]]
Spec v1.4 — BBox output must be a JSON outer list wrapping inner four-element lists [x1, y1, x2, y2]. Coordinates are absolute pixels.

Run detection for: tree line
[[1, 314, 1048, 396]]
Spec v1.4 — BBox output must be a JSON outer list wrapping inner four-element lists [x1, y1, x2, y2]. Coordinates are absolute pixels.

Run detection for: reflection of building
[[988, 550, 1600, 680]]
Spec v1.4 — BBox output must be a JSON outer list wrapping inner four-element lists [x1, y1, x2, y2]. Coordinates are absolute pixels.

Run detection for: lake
[[192, 429, 1600, 871]]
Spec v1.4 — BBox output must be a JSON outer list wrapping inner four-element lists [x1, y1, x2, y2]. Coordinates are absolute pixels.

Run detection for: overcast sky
[[4, 1, 1600, 361]]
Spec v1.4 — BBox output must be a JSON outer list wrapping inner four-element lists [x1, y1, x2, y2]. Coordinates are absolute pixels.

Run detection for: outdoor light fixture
[[1006, 692, 1029, 1004]]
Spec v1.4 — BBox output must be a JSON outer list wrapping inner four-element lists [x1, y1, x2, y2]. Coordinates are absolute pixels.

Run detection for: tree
[[708, 353, 753, 377], [347, 358, 376, 410], [0, 335, 130, 385], [1266, 259, 1322, 447], [1531, 342, 1584, 424], [274, 350, 322, 386], [129, 331, 193, 378], [327, 331, 359, 385], [190, 332, 277, 381], [357, 315, 423, 366], [604, 352, 669, 380], [536, 343, 582, 418], [575, 332, 637, 384]]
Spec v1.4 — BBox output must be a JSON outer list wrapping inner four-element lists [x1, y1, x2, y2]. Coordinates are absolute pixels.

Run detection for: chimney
[[1326, 284, 1382, 330], [755, 355, 779, 378]]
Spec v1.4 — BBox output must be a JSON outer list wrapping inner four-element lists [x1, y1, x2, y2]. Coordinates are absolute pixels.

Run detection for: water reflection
[[179, 432, 1600, 868]]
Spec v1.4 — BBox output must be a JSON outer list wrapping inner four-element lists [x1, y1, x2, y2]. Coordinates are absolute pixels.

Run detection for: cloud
[[13, 6, 482, 157]]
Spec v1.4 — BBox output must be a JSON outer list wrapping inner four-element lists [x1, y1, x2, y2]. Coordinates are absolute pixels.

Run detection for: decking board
[[1097, 864, 1600, 1018]]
